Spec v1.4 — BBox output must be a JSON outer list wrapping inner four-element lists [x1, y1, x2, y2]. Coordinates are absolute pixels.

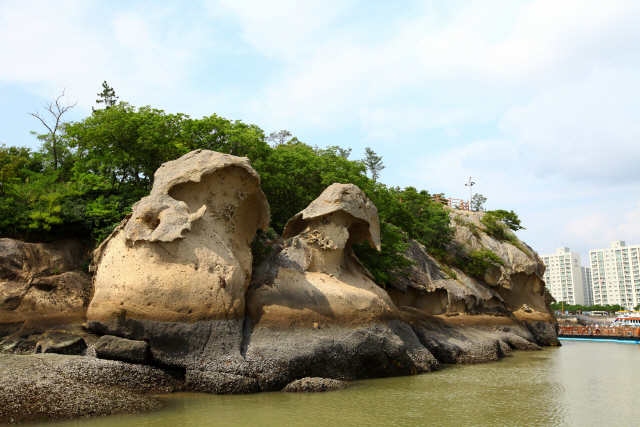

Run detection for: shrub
[[353, 222, 413, 285], [466, 249, 505, 279]]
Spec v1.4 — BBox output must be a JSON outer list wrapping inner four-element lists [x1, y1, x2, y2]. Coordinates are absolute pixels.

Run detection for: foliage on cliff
[[0, 93, 463, 285], [549, 302, 623, 313]]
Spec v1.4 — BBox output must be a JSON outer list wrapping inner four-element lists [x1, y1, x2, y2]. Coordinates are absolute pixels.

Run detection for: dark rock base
[[524, 321, 562, 346], [282, 377, 348, 392], [0, 354, 185, 425], [1, 315, 557, 423], [95, 335, 150, 364]]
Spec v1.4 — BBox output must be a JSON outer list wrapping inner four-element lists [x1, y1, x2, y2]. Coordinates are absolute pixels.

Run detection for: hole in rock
[[140, 210, 161, 231]]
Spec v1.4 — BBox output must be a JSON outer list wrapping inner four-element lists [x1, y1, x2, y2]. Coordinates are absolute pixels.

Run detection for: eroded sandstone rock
[[0, 239, 93, 342], [248, 183, 395, 326], [384, 210, 558, 346], [245, 184, 440, 387], [448, 211, 550, 313], [87, 150, 269, 368], [0, 239, 92, 316], [387, 239, 507, 316]]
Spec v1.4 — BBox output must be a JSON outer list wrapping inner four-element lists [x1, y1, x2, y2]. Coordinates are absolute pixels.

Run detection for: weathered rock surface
[[0, 354, 184, 424], [87, 150, 269, 368], [281, 377, 348, 392], [0, 239, 92, 338], [94, 335, 150, 364], [385, 210, 559, 346], [387, 239, 507, 316], [0, 152, 560, 423], [404, 310, 541, 364], [244, 185, 441, 388], [186, 370, 260, 394], [248, 183, 396, 326], [0, 238, 86, 284], [243, 321, 440, 391], [35, 330, 87, 355]]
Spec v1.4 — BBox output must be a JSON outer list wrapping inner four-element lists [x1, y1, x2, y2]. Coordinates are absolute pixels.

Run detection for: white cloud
[[499, 66, 640, 184], [0, 1, 211, 116], [0, 1, 100, 87], [562, 200, 640, 253], [227, 0, 640, 139], [205, 0, 350, 60]]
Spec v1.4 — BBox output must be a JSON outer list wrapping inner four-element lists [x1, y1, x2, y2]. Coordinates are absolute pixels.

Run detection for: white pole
[[465, 177, 475, 210]]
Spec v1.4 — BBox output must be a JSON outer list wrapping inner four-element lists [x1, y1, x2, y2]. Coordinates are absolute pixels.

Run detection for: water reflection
[[33, 341, 640, 427]]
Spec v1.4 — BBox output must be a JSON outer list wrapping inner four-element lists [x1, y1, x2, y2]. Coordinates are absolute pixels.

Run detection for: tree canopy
[[0, 82, 526, 286]]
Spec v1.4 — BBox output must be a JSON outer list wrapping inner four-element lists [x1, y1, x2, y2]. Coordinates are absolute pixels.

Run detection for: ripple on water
[[31, 342, 640, 427]]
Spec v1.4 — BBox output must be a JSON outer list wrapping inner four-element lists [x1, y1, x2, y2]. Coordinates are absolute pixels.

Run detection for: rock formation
[[87, 150, 270, 369], [247, 183, 396, 326], [1, 149, 560, 422], [281, 377, 348, 392], [244, 184, 440, 389], [385, 210, 559, 346], [0, 239, 92, 344]]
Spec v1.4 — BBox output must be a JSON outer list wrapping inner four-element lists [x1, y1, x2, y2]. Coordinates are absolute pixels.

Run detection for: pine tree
[[94, 81, 119, 110], [364, 147, 385, 182]]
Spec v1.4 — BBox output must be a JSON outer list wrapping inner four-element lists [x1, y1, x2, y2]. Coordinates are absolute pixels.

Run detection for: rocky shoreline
[[0, 353, 181, 424], [1, 150, 559, 424], [0, 312, 556, 424]]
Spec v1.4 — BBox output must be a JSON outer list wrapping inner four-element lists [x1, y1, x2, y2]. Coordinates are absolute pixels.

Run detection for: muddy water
[[34, 341, 640, 427]]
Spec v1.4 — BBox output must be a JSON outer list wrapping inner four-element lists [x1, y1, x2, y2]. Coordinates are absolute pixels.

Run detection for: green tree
[[334, 146, 352, 159], [0, 144, 29, 196], [549, 302, 623, 313], [471, 193, 486, 212], [466, 248, 504, 279], [370, 185, 453, 251], [5, 95, 460, 288], [94, 81, 119, 110], [364, 147, 385, 182], [67, 103, 187, 190], [182, 114, 270, 162], [353, 221, 412, 284], [266, 130, 294, 147], [256, 142, 369, 233], [486, 209, 525, 231]]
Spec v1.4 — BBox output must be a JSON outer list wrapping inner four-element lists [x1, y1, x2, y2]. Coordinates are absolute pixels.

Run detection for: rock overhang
[[282, 183, 381, 251], [124, 150, 269, 243]]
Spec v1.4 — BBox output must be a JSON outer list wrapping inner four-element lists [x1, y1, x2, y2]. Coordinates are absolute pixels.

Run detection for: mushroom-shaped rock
[[247, 183, 397, 326], [87, 150, 269, 368], [282, 183, 381, 251]]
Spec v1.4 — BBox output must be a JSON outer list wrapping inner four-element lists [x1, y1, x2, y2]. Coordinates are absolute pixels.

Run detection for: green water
[[34, 341, 640, 427]]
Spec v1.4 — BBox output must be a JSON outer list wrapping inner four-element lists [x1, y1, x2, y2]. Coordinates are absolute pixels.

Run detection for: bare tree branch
[[28, 87, 77, 171]]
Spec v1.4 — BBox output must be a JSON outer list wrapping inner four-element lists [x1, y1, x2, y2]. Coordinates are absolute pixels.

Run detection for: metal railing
[[431, 195, 470, 211]]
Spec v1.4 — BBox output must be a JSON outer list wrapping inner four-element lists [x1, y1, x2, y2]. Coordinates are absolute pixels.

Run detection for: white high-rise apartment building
[[541, 247, 585, 305], [589, 241, 640, 309], [581, 267, 593, 306]]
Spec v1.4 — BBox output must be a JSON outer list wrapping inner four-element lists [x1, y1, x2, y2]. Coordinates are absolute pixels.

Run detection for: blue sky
[[1, 0, 640, 261]]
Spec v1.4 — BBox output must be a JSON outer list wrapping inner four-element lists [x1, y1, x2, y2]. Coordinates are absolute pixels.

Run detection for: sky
[[1, 0, 639, 262]]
